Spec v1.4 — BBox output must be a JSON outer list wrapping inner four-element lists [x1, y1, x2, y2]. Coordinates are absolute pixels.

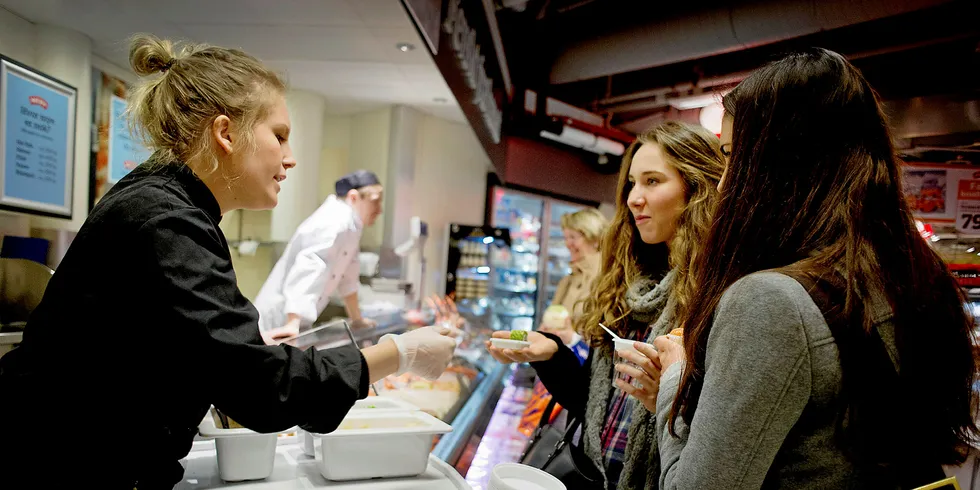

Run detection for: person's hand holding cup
[[614, 341, 662, 412]]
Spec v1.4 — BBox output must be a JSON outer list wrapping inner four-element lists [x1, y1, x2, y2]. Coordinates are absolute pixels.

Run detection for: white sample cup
[[490, 463, 566, 490], [613, 338, 657, 390]]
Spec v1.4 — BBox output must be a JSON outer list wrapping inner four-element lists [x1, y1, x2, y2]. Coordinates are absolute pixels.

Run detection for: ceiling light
[[396, 42, 416, 52], [669, 91, 727, 110]]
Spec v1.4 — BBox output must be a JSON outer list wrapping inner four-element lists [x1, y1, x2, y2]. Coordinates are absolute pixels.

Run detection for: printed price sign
[[0, 57, 76, 218], [956, 180, 980, 235]]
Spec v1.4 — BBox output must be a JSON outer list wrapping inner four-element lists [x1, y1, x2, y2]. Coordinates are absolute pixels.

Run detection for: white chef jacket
[[254, 195, 363, 334]]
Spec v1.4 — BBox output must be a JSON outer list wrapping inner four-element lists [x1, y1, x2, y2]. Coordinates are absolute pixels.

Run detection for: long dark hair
[[579, 122, 723, 344], [671, 48, 978, 466]]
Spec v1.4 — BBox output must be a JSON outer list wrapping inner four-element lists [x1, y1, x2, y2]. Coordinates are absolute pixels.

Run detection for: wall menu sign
[[107, 95, 148, 183], [0, 56, 76, 219]]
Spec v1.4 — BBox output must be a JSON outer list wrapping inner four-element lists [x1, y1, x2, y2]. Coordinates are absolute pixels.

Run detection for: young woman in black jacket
[[0, 34, 455, 489]]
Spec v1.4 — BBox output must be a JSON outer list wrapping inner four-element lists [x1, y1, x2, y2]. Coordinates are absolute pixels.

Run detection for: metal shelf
[[493, 284, 537, 294], [495, 267, 537, 275], [494, 310, 535, 318]]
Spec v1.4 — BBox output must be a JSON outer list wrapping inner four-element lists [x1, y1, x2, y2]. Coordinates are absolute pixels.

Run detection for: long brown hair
[[579, 121, 723, 343], [671, 48, 978, 465]]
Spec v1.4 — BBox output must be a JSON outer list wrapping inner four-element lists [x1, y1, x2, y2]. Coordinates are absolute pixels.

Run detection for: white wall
[[0, 8, 35, 64], [320, 114, 352, 201], [412, 115, 491, 297], [348, 108, 391, 251], [219, 209, 274, 301], [272, 90, 325, 242]]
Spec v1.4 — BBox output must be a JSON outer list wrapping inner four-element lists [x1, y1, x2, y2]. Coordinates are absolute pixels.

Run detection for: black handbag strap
[[773, 266, 947, 488], [538, 396, 559, 431], [535, 396, 582, 440]]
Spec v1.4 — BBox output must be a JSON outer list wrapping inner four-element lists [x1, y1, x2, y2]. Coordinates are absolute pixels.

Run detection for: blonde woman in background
[[488, 121, 724, 489], [540, 207, 608, 353], [0, 34, 455, 488]]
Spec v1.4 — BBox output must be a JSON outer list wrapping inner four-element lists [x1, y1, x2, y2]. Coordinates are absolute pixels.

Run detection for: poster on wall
[[903, 164, 980, 226], [107, 95, 148, 183], [91, 71, 149, 209], [956, 179, 980, 236], [0, 56, 77, 219], [903, 168, 948, 218]]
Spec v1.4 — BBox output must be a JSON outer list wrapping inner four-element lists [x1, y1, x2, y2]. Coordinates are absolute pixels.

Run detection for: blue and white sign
[[108, 95, 148, 183], [0, 57, 76, 218]]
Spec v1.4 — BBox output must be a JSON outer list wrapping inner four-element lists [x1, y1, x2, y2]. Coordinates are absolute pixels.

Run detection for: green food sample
[[509, 330, 528, 341]]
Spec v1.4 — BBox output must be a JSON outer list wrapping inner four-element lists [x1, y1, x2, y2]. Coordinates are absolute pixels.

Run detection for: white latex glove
[[380, 326, 457, 380], [350, 317, 378, 330]]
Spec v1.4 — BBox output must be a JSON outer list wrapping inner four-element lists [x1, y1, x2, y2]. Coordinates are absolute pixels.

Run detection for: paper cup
[[613, 338, 639, 389]]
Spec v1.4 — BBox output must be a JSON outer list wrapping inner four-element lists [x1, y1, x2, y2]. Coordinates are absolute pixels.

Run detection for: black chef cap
[[335, 170, 381, 196]]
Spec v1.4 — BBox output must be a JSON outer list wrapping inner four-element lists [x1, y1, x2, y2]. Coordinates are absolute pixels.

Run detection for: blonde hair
[[127, 34, 286, 174], [579, 121, 724, 344], [560, 208, 608, 248]]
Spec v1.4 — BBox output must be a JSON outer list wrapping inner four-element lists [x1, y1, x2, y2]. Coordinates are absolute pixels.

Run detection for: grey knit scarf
[[582, 269, 676, 490]]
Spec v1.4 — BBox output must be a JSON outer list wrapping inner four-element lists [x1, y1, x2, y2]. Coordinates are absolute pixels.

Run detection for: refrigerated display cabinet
[[489, 187, 589, 330], [543, 201, 587, 310], [443, 223, 512, 330]]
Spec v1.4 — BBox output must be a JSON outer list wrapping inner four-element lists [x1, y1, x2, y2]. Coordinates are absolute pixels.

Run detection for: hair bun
[[129, 34, 177, 76]]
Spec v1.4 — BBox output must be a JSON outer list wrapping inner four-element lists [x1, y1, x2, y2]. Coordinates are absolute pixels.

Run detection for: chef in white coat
[[255, 170, 383, 344]]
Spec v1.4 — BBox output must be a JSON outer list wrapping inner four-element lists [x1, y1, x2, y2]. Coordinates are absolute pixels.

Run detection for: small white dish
[[490, 338, 531, 350], [490, 463, 566, 490]]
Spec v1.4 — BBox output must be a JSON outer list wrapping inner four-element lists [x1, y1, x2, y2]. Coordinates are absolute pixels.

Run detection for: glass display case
[[279, 314, 506, 472], [541, 202, 586, 311], [444, 223, 513, 332], [489, 187, 590, 329], [489, 189, 543, 332]]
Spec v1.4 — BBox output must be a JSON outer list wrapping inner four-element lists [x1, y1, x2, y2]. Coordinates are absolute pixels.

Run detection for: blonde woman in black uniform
[[0, 35, 456, 489]]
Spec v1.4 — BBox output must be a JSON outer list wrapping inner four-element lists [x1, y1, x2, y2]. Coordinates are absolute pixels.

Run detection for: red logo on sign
[[28, 96, 48, 110], [959, 180, 980, 200]]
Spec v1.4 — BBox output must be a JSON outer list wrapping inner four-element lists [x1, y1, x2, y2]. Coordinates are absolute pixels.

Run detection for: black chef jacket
[[0, 160, 369, 488]]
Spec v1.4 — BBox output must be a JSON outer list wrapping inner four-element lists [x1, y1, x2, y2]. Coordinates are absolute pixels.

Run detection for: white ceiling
[[0, 0, 464, 121]]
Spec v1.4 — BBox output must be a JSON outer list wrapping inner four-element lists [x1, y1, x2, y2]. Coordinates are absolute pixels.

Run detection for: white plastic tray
[[350, 396, 420, 413], [177, 441, 471, 489], [316, 411, 452, 481]]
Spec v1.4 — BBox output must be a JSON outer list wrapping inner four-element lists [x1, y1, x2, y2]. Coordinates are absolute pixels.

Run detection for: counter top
[[176, 439, 471, 489]]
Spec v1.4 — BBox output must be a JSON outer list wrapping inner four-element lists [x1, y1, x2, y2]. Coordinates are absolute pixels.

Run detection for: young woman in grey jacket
[[487, 121, 725, 490], [652, 48, 979, 489]]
